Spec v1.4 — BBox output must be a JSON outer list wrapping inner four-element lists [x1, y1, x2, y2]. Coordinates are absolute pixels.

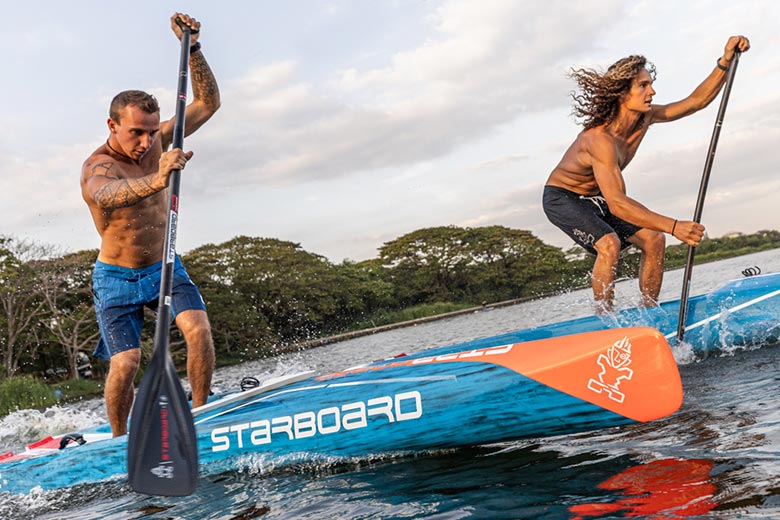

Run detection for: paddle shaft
[[676, 51, 741, 343], [155, 25, 191, 343]]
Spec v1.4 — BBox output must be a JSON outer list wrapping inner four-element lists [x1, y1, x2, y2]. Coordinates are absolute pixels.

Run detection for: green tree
[[183, 238, 278, 358], [379, 226, 473, 305], [34, 250, 101, 379], [0, 237, 51, 377], [461, 226, 578, 301], [341, 258, 396, 314], [379, 225, 578, 306], [184, 236, 377, 356]]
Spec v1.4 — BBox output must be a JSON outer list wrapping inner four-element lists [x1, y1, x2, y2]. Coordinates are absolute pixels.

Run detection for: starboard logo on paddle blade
[[151, 461, 174, 479], [587, 336, 634, 403]]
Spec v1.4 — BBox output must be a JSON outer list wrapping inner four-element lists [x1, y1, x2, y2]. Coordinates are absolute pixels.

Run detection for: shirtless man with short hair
[[544, 36, 750, 312], [81, 13, 220, 436]]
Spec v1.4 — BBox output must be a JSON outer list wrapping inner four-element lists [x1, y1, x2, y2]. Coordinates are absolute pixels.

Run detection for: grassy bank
[[351, 302, 474, 331], [0, 375, 103, 418]]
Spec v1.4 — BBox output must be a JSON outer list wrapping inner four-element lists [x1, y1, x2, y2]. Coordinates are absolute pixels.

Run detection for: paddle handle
[[676, 51, 741, 343]]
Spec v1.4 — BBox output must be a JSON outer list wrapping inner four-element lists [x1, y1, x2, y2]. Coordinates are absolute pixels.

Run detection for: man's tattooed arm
[[158, 49, 220, 149], [89, 162, 164, 209], [190, 50, 220, 112]]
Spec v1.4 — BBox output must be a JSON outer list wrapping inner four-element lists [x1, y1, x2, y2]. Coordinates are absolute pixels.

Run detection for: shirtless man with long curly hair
[[544, 36, 749, 312]]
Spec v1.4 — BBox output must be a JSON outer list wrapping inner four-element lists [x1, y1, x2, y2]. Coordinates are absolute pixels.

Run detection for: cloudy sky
[[2, 0, 777, 263]]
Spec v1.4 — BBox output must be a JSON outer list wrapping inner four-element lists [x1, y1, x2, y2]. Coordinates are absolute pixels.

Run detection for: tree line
[[2, 227, 779, 381]]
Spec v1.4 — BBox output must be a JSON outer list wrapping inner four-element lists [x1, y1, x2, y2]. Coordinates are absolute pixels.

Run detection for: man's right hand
[[673, 220, 705, 247], [158, 148, 194, 184]]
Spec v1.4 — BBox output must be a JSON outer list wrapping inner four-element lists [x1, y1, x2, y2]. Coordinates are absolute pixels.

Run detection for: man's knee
[[108, 349, 141, 379], [646, 230, 666, 253], [594, 233, 621, 262], [177, 310, 213, 344], [632, 230, 665, 255]]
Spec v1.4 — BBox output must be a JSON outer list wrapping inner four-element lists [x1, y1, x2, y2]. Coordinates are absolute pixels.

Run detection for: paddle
[[127, 20, 198, 496], [675, 50, 741, 344]]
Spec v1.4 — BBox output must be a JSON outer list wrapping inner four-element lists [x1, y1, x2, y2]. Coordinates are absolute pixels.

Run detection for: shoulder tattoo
[[88, 161, 118, 179]]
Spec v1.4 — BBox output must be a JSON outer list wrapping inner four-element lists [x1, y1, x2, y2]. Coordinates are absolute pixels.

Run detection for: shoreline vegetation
[[1, 227, 779, 417], [281, 295, 537, 354]]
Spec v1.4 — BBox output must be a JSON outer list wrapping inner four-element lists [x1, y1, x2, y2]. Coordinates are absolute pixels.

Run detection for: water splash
[[0, 405, 104, 453], [672, 340, 697, 365]]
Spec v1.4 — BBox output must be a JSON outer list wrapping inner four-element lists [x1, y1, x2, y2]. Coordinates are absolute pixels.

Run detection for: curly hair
[[568, 55, 656, 130], [109, 90, 160, 123]]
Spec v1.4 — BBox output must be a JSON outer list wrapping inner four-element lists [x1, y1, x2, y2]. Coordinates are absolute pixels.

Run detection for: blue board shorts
[[92, 256, 206, 360], [543, 185, 641, 255]]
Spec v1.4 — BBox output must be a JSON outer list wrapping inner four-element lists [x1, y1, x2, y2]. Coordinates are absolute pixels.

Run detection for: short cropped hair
[[109, 90, 160, 123]]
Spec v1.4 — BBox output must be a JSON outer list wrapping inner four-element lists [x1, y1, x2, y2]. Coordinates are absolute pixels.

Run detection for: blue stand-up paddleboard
[[1, 326, 681, 494], [1, 272, 778, 495]]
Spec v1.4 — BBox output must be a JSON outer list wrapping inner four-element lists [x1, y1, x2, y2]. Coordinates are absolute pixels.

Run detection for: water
[[1, 249, 779, 519]]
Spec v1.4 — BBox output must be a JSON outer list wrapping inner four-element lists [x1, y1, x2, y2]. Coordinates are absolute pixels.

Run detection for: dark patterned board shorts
[[91, 256, 206, 360], [542, 185, 641, 255]]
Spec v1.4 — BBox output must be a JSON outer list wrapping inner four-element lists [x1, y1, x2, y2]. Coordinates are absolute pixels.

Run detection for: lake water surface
[[1, 249, 779, 519]]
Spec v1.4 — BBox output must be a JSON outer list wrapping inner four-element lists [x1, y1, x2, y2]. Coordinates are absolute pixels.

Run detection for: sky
[[2, 0, 778, 263]]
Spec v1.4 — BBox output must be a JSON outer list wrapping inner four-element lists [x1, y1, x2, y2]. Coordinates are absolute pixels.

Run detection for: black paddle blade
[[127, 349, 199, 496]]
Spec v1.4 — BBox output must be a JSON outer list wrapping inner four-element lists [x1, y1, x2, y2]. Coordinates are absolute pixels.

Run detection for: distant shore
[[275, 293, 546, 355], [272, 251, 758, 355]]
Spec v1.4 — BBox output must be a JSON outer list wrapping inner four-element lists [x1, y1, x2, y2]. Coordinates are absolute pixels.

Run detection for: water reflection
[[569, 458, 716, 519]]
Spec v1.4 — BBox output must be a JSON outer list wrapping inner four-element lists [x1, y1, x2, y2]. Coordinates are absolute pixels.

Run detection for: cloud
[[4, 0, 777, 264], [0, 145, 86, 224], [627, 95, 780, 214], [455, 85, 780, 251], [470, 155, 530, 173], [190, 0, 626, 190], [460, 183, 545, 232]]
